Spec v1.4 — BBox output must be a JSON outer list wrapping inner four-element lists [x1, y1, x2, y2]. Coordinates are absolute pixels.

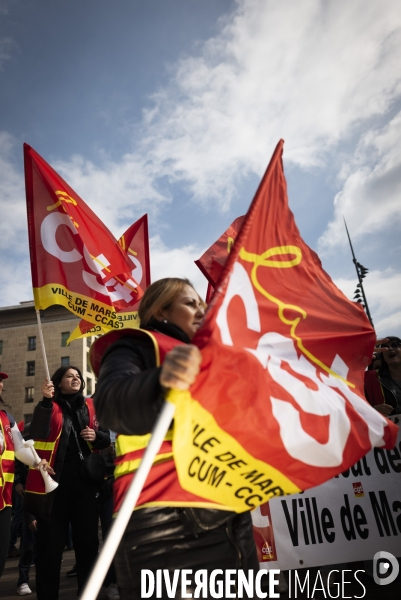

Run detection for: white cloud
[[0, 132, 26, 250], [0, 258, 32, 307], [136, 0, 401, 203], [150, 235, 208, 299], [51, 0, 401, 215], [0, 133, 32, 307], [52, 153, 169, 237], [0, 136, 31, 306], [318, 110, 401, 250]]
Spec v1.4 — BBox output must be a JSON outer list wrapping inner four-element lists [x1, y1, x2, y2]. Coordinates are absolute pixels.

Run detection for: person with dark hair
[[365, 336, 401, 416], [91, 278, 259, 600], [25, 366, 110, 599], [367, 352, 381, 371]]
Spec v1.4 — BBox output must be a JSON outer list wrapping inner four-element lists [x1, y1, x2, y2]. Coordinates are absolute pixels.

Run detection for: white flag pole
[[36, 309, 50, 381], [80, 400, 176, 600]]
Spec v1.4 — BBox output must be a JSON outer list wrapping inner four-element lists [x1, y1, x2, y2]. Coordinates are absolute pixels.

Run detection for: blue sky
[[1, 0, 400, 337]]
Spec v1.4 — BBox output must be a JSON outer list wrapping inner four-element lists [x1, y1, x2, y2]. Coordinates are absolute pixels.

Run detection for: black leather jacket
[[94, 319, 191, 435]]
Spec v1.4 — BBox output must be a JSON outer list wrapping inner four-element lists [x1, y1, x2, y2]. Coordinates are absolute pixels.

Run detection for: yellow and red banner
[[169, 140, 398, 512], [67, 215, 151, 343], [24, 144, 143, 329]]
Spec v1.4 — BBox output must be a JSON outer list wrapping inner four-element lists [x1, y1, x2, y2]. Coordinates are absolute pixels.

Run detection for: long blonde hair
[[138, 278, 204, 326]]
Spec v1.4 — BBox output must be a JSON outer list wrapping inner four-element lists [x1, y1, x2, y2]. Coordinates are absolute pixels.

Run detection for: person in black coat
[[28, 365, 110, 600]]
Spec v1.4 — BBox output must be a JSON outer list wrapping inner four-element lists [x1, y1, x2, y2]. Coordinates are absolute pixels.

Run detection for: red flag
[[195, 215, 244, 288], [118, 214, 151, 312], [169, 140, 398, 511], [24, 144, 143, 329], [67, 215, 151, 343]]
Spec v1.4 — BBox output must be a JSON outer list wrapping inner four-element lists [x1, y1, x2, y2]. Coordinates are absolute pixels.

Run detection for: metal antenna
[[343, 217, 373, 327]]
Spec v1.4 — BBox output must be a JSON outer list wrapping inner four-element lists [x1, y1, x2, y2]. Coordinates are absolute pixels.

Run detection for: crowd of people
[[1, 277, 400, 599]]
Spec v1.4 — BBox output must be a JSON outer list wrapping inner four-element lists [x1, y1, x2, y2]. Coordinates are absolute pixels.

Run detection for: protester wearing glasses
[[364, 336, 401, 416], [92, 278, 259, 600]]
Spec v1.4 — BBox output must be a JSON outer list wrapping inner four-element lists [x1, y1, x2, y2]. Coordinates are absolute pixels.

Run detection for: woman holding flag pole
[[91, 278, 259, 600]]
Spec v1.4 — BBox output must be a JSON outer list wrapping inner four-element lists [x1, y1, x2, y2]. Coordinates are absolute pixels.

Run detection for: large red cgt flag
[[24, 144, 143, 329], [67, 215, 151, 343], [169, 140, 398, 512]]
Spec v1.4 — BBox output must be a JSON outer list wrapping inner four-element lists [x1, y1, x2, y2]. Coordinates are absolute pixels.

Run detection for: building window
[[86, 358, 92, 374], [0, 340, 3, 354], [86, 378, 93, 395], [23, 414, 33, 425], [86, 336, 92, 348], [61, 332, 70, 347], [25, 387, 35, 403], [61, 356, 70, 367], [28, 336, 36, 351], [26, 361, 35, 376]]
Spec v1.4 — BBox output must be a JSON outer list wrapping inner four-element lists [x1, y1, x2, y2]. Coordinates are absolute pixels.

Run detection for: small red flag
[[195, 215, 244, 289], [118, 214, 151, 312], [67, 215, 151, 343]]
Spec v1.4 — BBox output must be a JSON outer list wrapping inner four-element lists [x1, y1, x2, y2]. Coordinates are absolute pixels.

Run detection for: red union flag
[[169, 140, 398, 512], [67, 215, 151, 343], [195, 215, 244, 289], [24, 144, 143, 329], [118, 214, 151, 312]]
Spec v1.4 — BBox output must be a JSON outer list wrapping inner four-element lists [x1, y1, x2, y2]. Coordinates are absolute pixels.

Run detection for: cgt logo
[[352, 482, 364, 497], [261, 542, 274, 560], [373, 551, 399, 585]]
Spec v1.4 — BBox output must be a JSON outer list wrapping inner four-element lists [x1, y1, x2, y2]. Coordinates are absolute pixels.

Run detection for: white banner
[[253, 416, 401, 569]]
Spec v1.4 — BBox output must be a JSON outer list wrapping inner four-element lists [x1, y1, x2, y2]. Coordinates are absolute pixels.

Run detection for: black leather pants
[[114, 507, 259, 599], [0, 506, 12, 577], [35, 469, 100, 599]]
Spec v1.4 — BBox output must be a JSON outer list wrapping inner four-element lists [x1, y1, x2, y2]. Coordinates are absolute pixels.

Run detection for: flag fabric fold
[[195, 215, 244, 290], [24, 144, 143, 330], [168, 139, 398, 512]]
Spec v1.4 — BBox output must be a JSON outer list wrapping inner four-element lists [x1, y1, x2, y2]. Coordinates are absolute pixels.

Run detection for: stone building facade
[[0, 301, 96, 423]]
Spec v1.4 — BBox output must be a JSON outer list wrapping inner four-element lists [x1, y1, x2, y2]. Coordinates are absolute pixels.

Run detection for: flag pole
[[80, 400, 176, 600], [343, 218, 374, 328], [36, 309, 50, 380]]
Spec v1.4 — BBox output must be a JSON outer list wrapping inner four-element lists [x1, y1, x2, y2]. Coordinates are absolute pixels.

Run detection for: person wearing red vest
[[26, 365, 110, 599], [1, 371, 42, 578], [92, 278, 259, 600]]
